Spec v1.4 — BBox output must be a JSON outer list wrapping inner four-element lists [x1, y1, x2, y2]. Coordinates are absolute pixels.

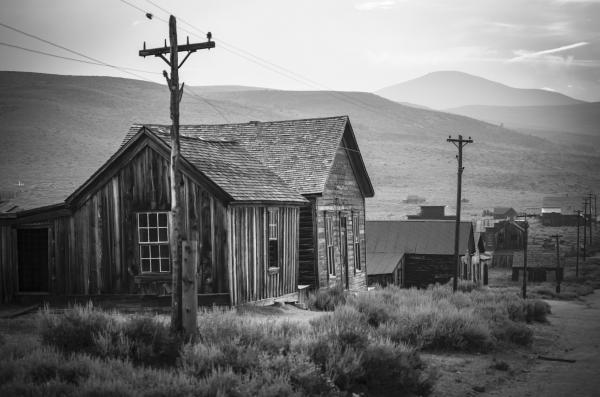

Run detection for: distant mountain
[[1, 71, 599, 219], [376, 71, 584, 109], [447, 102, 600, 136]]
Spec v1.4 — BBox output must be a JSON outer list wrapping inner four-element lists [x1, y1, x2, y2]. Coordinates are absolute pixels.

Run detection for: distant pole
[[139, 16, 215, 336], [551, 234, 563, 293], [575, 210, 581, 278], [588, 193, 593, 246], [447, 134, 473, 292], [521, 214, 529, 299], [583, 198, 588, 261]]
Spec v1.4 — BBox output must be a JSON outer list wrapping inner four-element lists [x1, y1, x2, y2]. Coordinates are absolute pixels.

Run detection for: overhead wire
[[0, 41, 161, 75], [0, 20, 231, 122], [128, 0, 404, 124]]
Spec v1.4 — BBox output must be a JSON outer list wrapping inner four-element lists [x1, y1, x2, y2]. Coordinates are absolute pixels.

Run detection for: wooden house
[[125, 117, 375, 292], [406, 205, 455, 220], [487, 220, 526, 268], [493, 207, 518, 220], [0, 116, 373, 304], [366, 220, 475, 288]]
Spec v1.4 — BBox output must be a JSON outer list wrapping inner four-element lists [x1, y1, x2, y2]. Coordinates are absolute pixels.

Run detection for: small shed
[[493, 207, 518, 220], [366, 220, 475, 288]]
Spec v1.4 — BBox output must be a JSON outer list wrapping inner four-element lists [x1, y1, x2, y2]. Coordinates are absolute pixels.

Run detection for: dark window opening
[[268, 209, 279, 268], [325, 213, 335, 276], [353, 213, 361, 272]]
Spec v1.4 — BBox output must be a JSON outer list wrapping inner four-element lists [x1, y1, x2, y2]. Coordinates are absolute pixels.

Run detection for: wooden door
[[17, 228, 49, 292], [340, 215, 349, 289]]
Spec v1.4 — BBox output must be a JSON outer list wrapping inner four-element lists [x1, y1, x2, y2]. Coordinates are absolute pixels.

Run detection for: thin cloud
[[355, 1, 396, 11], [507, 42, 589, 62]]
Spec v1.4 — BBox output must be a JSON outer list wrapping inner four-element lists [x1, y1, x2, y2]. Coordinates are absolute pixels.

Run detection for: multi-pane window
[[325, 213, 335, 276], [268, 209, 279, 267], [138, 212, 170, 273], [353, 213, 361, 271]]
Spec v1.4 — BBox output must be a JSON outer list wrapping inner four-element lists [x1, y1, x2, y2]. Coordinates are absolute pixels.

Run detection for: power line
[[121, 0, 404, 124], [0, 41, 161, 75], [0, 20, 231, 123], [0, 20, 162, 84]]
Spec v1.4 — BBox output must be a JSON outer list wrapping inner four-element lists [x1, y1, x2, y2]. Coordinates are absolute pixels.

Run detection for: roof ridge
[[150, 128, 238, 143], [133, 115, 349, 129]]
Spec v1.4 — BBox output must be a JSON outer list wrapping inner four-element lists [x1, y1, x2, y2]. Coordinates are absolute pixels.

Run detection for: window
[[353, 213, 361, 271], [325, 213, 335, 276], [268, 209, 279, 268], [138, 212, 170, 273]]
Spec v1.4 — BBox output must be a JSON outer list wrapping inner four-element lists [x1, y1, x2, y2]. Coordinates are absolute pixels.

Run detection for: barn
[[0, 116, 373, 304], [366, 220, 475, 288]]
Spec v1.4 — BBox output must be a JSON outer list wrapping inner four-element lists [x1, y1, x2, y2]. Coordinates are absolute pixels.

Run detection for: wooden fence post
[[182, 241, 198, 337]]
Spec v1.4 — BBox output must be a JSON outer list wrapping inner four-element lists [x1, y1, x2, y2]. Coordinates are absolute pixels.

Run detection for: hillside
[[376, 71, 584, 110], [447, 102, 600, 136], [1, 71, 599, 219]]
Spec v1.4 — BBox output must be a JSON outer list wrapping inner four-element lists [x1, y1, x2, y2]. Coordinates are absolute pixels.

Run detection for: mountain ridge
[[376, 70, 585, 109]]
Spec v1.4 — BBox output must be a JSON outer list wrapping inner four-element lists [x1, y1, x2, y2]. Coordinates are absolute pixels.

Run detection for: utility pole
[[139, 16, 215, 336], [519, 213, 529, 299], [583, 198, 588, 261], [447, 134, 473, 292], [551, 234, 563, 293], [575, 209, 581, 278], [588, 193, 593, 246]]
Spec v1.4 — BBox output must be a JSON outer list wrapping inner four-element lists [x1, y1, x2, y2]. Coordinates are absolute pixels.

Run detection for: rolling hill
[[1, 71, 599, 219], [446, 102, 600, 136], [376, 71, 584, 110]]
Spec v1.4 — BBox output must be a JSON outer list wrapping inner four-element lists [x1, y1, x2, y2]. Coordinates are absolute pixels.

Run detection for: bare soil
[[424, 292, 600, 397]]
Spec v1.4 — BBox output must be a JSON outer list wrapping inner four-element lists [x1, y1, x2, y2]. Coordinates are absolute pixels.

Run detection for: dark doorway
[[483, 264, 489, 286], [18, 228, 49, 292], [340, 216, 349, 289]]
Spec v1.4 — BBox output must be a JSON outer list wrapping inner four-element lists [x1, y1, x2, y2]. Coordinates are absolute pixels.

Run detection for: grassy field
[[0, 282, 552, 397]]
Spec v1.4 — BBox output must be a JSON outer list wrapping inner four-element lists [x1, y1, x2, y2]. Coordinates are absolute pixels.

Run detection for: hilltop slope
[[1, 71, 598, 218], [376, 71, 584, 109]]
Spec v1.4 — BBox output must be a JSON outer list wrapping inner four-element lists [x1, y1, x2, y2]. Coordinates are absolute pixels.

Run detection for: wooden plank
[[182, 241, 198, 335]]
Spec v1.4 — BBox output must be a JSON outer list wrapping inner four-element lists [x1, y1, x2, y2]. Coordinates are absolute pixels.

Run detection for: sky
[[1, 0, 599, 101]]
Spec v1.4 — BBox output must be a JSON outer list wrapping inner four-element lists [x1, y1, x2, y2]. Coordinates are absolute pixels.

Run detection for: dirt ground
[[424, 291, 600, 397]]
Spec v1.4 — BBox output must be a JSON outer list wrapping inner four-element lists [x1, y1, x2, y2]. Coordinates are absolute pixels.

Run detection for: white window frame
[[137, 211, 170, 273], [353, 213, 362, 272]]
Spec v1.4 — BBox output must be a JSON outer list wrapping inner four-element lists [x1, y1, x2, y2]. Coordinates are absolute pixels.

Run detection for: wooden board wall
[[1, 145, 229, 302], [314, 140, 367, 291], [228, 206, 299, 305]]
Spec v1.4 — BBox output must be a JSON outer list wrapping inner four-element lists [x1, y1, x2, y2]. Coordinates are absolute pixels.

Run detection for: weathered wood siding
[[70, 145, 229, 295], [314, 139, 367, 291], [228, 206, 299, 305], [0, 144, 230, 303], [403, 254, 456, 288]]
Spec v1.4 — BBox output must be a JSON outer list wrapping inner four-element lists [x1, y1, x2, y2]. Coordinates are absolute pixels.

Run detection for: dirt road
[[485, 292, 600, 397]]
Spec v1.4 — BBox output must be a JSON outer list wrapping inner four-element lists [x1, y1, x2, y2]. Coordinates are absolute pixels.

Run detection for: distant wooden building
[[366, 220, 475, 288], [0, 116, 374, 304], [486, 220, 527, 268], [406, 205, 455, 220], [493, 207, 518, 220]]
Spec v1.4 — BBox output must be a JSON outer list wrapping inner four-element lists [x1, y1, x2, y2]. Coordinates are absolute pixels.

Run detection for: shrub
[[492, 320, 533, 346], [307, 284, 347, 311], [39, 303, 115, 355], [525, 300, 551, 323]]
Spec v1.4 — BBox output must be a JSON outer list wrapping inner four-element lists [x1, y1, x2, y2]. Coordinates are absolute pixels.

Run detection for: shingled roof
[[122, 116, 374, 197], [366, 220, 474, 257], [150, 129, 306, 203]]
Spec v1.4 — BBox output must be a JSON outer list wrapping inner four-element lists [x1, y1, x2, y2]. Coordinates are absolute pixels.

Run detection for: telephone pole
[[139, 16, 215, 335], [575, 209, 581, 278], [588, 193, 593, 245], [551, 234, 563, 293], [519, 214, 529, 299], [447, 134, 473, 292], [583, 197, 588, 261]]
